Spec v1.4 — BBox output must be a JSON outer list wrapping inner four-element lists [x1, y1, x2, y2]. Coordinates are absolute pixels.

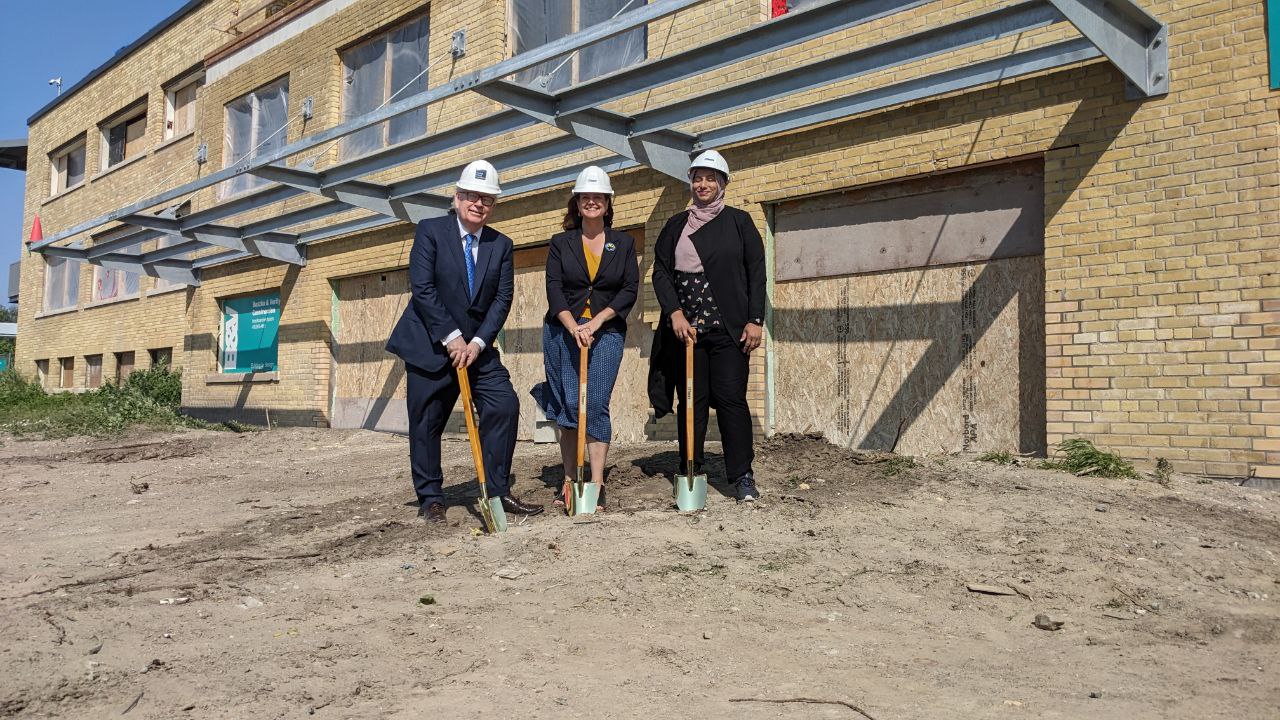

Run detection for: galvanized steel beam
[[1046, 0, 1168, 97]]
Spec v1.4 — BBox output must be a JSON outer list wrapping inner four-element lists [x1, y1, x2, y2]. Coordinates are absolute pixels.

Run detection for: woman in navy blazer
[[536, 166, 639, 509]]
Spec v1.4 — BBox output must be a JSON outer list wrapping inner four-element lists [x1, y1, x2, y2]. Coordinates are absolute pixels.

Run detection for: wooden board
[[773, 255, 1045, 455], [774, 160, 1044, 281], [331, 270, 411, 432]]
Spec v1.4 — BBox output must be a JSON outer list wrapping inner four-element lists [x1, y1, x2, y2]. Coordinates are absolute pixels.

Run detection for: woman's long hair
[[562, 193, 614, 231]]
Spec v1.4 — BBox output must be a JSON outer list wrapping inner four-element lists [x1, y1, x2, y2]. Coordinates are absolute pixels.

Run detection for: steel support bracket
[[1047, 0, 1168, 98], [97, 253, 200, 286], [251, 165, 450, 223]]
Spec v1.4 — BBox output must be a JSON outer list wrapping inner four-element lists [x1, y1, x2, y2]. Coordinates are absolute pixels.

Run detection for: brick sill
[[92, 151, 150, 182], [146, 285, 189, 298], [206, 371, 279, 384], [41, 181, 87, 206], [83, 294, 141, 310], [34, 306, 79, 319]]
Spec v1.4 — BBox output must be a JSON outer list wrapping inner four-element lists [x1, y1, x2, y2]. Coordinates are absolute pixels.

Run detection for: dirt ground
[[1, 427, 1277, 719]]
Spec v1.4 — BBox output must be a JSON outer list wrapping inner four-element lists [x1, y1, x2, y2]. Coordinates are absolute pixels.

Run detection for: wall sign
[[221, 292, 280, 373]]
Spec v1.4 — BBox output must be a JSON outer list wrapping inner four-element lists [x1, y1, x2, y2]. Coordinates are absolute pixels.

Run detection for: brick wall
[[15, 0, 1279, 478]]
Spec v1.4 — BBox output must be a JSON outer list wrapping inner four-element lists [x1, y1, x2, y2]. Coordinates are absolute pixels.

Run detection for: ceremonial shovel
[[674, 335, 708, 511], [456, 367, 506, 533], [569, 343, 600, 516]]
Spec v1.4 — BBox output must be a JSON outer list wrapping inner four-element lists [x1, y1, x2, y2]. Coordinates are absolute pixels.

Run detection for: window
[[35, 359, 48, 388], [220, 292, 280, 373], [85, 354, 103, 389], [115, 351, 135, 383], [49, 138, 86, 195], [43, 255, 80, 311], [511, 0, 646, 92], [100, 101, 148, 170], [151, 235, 187, 291], [92, 263, 140, 303], [341, 15, 430, 158], [164, 74, 201, 140], [149, 347, 172, 368], [222, 78, 289, 198], [59, 357, 74, 389]]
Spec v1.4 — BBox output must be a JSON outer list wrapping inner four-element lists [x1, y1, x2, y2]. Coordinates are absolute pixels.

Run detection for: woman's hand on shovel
[[671, 310, 696, 344], [575, 322, 596, 348]]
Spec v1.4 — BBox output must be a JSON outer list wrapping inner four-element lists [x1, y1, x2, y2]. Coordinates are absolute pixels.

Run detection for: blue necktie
[[464, 234, 476, 297]]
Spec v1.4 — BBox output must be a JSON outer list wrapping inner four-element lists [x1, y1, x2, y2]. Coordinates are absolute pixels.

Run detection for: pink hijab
[[674, 173, 726, 272]]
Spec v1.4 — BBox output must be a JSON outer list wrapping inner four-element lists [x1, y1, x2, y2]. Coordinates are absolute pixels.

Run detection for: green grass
[[1040, 438, 1138, 479], [879, 455, 917, 477], [0, 368, 221, 438], [977, 450, 1016, 465]]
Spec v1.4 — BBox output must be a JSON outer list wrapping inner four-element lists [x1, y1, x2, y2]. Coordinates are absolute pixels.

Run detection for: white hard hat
[[457, 159, 502, 196], [572, 165, 614, 195], [689, 150, 730, 182]]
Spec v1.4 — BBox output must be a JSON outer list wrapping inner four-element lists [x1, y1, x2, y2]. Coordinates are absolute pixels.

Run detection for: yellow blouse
[[581, 240, 601, 319]]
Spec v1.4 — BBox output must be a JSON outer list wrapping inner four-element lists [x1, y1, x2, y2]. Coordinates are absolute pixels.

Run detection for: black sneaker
[[734, 473, 759, 502]]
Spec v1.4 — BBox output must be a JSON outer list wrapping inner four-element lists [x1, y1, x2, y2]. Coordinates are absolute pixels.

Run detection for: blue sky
[[0, 1, 181, 302]]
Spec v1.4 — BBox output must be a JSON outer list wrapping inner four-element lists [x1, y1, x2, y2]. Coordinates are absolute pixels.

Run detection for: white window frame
[[164, 72, 203, 140], [220, 77, 290, 199], [98, 100, 149, 171], [508, 0, 648, 92], [48, 137, 87, 196]]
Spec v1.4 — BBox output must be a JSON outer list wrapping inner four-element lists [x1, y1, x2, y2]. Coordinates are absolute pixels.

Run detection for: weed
[[1040, 439, 1137, 479], [0, 370, 216, 438], [880, 455, 916, 477], [1102, 596, 1127, 609], [221, 419, 263, 433], [977, 450, 1015, 465], [1153, 457, 1173, 486]]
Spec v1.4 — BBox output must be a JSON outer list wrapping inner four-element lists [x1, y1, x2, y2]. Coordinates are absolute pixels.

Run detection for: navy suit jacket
[[386, 213, 515, 373]]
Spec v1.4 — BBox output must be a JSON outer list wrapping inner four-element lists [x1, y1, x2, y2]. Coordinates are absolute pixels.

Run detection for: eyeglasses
[[457, 191, 496, 208]]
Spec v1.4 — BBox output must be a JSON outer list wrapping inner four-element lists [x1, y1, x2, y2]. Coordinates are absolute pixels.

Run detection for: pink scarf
[[674, 178, 725, 272]]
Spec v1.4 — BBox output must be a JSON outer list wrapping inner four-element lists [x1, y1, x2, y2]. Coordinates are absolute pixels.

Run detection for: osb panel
[[333, 270, 410, 432], [775, 160, 1045, 280], [774, 255, 1046, 455]]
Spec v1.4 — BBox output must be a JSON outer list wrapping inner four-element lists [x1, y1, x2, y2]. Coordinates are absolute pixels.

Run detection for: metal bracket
[[1047, 0, 1168, 98], [452, 28, 466, 58], [250, 165, 451, 223]]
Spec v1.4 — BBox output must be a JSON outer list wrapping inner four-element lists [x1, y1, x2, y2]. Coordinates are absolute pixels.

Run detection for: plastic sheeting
[[93, 261, 140, 303], [341, 15, 429, 159], [512, 0, 646, 92], [152, 235, 185, 291], [222, 78, 290, 198], [43, 256, 80, 311]]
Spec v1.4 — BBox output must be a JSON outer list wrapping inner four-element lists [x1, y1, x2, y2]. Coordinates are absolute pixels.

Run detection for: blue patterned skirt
[[533, 319, 624, 443]]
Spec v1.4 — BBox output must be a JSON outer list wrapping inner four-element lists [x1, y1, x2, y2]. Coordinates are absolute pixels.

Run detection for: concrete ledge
[[181, 405, 325, 428], [205, 371, 279, 384]]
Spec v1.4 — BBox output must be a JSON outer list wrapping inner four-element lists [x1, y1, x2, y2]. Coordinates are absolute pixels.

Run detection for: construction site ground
[[1, 427, 1277, 719]]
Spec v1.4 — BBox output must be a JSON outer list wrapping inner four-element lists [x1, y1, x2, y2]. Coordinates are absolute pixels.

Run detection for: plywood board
[[332, 270, 411, 433], [774, 160, 1044, 281], [773, 255, 1045, 455]]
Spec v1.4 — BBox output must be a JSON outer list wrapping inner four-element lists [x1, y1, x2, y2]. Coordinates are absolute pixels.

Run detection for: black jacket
[[647, 206, 766, 417], [544, 227, 640, 334], [385, 213, 514, 372]]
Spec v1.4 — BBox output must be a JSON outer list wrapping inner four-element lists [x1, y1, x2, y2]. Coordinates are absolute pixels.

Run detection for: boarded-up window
[[165, 76, 201, 139], [43, 255, 80, 311], [115, 351, 135, 383], [101, 103, 148, 170], [341, 15, 429, 159], [35, 359, 48, 388], [85, 354, 103, 389], [511, 0, 646, 92], [149, 347, 172, 368], [222, 78, 289, 198], [59, 357, 74, 389], [49, 138, 86, 195]]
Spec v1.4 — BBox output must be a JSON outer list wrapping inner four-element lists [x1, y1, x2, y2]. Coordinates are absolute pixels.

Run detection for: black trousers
[[405, 351, 519, 508], [676, 327, 755, 480]]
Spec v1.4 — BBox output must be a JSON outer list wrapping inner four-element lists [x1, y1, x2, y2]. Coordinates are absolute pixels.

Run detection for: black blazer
[[386, 213, 514, 372], [544, 227, 640, 334], [648, 206, 766, 417]]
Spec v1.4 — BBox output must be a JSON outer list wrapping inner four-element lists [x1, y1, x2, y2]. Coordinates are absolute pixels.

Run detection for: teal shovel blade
[[674, 473, 708, 512], [487, 497, 508, 532], [571, 483, 600, 516]]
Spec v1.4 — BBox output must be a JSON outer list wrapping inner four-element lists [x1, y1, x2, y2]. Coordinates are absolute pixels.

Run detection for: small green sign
[[221, 292, 280, 373], [0, 356, 8, 372]]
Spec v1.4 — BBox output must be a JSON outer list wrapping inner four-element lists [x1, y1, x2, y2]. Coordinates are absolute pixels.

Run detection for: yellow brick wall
[[15, 0, 1279, 478]]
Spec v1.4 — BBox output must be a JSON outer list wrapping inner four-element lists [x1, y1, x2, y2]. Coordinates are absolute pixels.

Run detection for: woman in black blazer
[[648, 150, 766, 502], [536, 166, 640, 508]]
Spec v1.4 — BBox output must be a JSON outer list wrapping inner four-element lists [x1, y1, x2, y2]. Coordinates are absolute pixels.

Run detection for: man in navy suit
[[386, 160, 543, 523]]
